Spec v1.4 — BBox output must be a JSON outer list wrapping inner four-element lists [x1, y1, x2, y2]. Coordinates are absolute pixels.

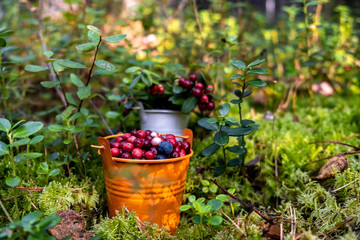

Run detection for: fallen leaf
[[315, 154, 348, 180]]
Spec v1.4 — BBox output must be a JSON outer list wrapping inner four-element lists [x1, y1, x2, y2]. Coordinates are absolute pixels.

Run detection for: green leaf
[[56, 59, 87, 69], [25, 65, 49, 72], [179, 205, 191, 211], [209, 183, 218, 193], [76, 43, 96, 52], [44, 51, 54, 57], [230, 99, 242, 104], [181, 97, 197, 114], [173, 85, 184, 94], [245, 79, 267, 87], [0, 46, 18, 54], [214, 131, 229, 145], [243, 90, 252, 98], [198, 118, 218, 131], [231, 60, 246, 70], [36, 214, 61, 231], [225, 117, 237, 123], [223, 126, 253, 136], [241, 119, 255, 127], [0, 30, 14, 37], [22, 211, 43, 224], [0, 118, 11, 132], [230, 74, 244, 80], [202, 143, 220, 156], [226, 146, 246, 154], [129, 74, 141, 89], [104, 34, 127, 43], [201, 180, 210, 186], [87, 25, 101, 35], [68, 112, 82, 122], [247, 59, 265, 68], [169, 95, 185, 105], [63, 139, 73, 145], [56, 106, 77, 121], [94, 59, 115, 71], [219, 103, 230, 117], [216, 194, 229, 201], [189, 195, 196, 202], [12, 121, 44, 138], [208, 199, 223, 211], [193, 215, 209, 224], [0, 38, 5, 47], [49, 169, 60, 177], [65, 93, 78, 107], [106, 111, 120, 119], [48, 124, 64, 132], [92, 69, 116, 76], [208, 215, 223, 226], [0, 141, 9, 156], [70, 73, 84, 87], [88, 30, 100, 43], [77, 86, 92, 100], [29, 135, 44, 145], [40, 162, 49, 171], [125, 66, 141, 73], [192, 201, 203, 212], [40, 81, 60, 88], [306, 1, 324, 7], [234, 89, 242, 97], [14, 152, 43, 162], [10, 138, 30, 147], [6, 176, 20, 187], [207, 117, 218, 124], [247, 68, 268, 75], [228, 158, 243, 167]]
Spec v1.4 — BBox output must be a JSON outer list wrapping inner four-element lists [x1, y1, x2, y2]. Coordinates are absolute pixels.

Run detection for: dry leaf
[[315, 154, 348, 180]]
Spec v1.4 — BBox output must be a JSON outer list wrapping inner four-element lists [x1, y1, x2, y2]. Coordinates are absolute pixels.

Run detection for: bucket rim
[[112, 150, 193, 163]]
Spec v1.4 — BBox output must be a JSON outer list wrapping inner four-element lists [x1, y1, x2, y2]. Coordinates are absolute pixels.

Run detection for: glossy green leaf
[[125, 66, 141, 73], [92, 69, 116, 76], [77, 86, 92, 100], [208, 215, 223, 226], [12, 121, 44, 138], [231, 60, 246, 70], [0, 118, 11, 132], [243, 90, 252, 98], [0, 38, 5, 47], [36, 214, 61, 231], [129, 74, 141, 89], [14, 152, 43, 162], [48, 124, 64, 132], [29, 135, 44, 145], [40, 162, 49, 171], [44, 51, 54, 57], [226, 146, 246, 154], [208, 199, 223, 211], [87, 25, 101, 35], [25, 65, 49, 72], [49, 169, 60, 177], [88, 30, 100, 43], [104, 34, 127, 43], [189, 195, 196, 202], [241, 119, 255, 127], [209, 183, 218, 193], [40, 81, 60, 88], [245, 79, 267, 87], [230, 99, 242, 104], [94, 59, 115, 71], [65, 93, 78, 107], [207, 117, 218, 124], [225, 117, 237, 123], [173, 85, 184, 94], [230, 74, 244, 80], [181, 97, 197, 114], [22, 211, 43, 224], [0, 30, 14, 37], [0, 46, 18, 54], [63, 139, 73, 145], [202, 143, 220, 156], [219, 103, 230, 117], [56, 59, 87, 69], [198, 118, 218, 131], [76, 43, 96, 52], [247, 68, 268, 75], [179, 205, 191, 211], [214, 131, 229, 145], [10, 138, 30, 147], [70, 74, 84, 87], [247, 59, 265, 68], [0, 141, 9, 156], [228, 158, 243, 167], [223, 126, 253, 136], [6, 176, 20, 187], [216, 194, 229, 201]]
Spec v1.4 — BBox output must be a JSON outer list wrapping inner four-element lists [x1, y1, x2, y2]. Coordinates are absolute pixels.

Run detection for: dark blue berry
[[158, 141, 173, 155], [156, 154, 167, 160]]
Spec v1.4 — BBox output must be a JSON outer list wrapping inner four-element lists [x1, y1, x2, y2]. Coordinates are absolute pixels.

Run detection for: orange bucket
[[91, 129, 193, 234]]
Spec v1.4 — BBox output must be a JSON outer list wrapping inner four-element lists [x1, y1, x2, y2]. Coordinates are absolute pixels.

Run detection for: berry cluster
[[178, 74, 215, 112], [109, 130, 191, 160], [149, 84, 165, 95]]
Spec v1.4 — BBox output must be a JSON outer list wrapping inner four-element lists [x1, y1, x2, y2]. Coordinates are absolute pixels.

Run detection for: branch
[[89, 99, 114, 135], [318, 217, 356, 237], [306, 151, 360, 165], [309, 141, 360, 150], [211, 178, 273, 224]]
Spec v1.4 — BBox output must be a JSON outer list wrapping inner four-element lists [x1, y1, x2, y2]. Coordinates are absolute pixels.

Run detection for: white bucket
[[138, 102, 190, 136]]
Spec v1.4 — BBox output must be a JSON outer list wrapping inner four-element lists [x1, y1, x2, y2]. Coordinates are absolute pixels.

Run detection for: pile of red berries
[[178, 74, 215, 112], [109, 130, 191, 160]]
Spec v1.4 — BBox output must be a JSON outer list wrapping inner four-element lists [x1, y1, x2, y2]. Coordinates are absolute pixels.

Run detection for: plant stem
[[7, 136, 20, 220], [26, 144, 30, 181], [0, 199, 13, 223]]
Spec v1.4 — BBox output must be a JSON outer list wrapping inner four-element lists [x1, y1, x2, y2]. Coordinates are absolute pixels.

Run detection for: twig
[[89, 99, 114, 135], [219, 210, 246, 236], [173, 0, 188, 18], [318, 217, 356, 237], [330, 177, 360, 193], [337, 134, 360, 141], [2, 194, 22, 202], [192, 0, 204, 45], [306, 151, 360, 165], [331, 206, 344, 222], [309, 141, 360, 150], [71, 181, 96, 191], [295, 232, 305, 240], [0, 199, 13, 223], [16, 186, 44, 191], [124, 206, 145, 233], [24, 193, 38, 210], [211, 178, 273, 224]]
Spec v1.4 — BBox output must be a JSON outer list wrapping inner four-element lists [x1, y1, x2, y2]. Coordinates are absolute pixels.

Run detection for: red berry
[[151, 131, 159, 137], [166, 134, 176, 140], [121, 152, 132, 159], [136, 130, 146, 138], [183, 80, 192, 89], [122, 133, 131, 140], [345, 65, 351, 71], [131, 129, 137, 136], [172, 152, 180, 158], [119, 141, 127, 150], [145, 135, 153, 141], [200, 94, 209, 103], [158, 85, 165, 94], [198, 103, 207, 111], [122, 142, 134, 152], [174, 146, 181, 153], [178, 77, 186, 87], [182, 142, 191, 153], [150, 147, 158, 155], [112, 142, 120, 148], [134, 138, 144, 148], [207, 101, 215, 111], [179, 149, 186, 157], [109, 141, 116, 148], [145, 130, 152, 136], [143, 139, 151, 149], [124, 108, 132, 116], [167, 138, 177, 148], [111, 148, 120, 157], [195, 83, 204, 89], [151, 137, 162, 146], [192, 88, 202, 98], [207, 84, 215, 93], [189, 74, 197, 82], [127, 136, 136, 143], [145, 151, 156, 159], [150, 84, 158, 95], [132, 148, 143, 159], [115, 136, 124, 143]]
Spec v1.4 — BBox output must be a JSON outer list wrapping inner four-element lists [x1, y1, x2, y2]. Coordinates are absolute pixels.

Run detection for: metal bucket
[[138, 102, 190, 137], [91, 129, 193, 234]]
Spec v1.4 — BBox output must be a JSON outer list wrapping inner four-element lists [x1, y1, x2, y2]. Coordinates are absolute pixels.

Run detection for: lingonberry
[[122, 133, 131, 140], [145, 130, 152, 136], [207, 101, 215, 111], [189, 74, 197, 82], [145, 151, 156, 159], [195, 82, 204, 89], [167, 138, 177, 148], [143, 139, 151, 149], [122, 142, 134, 152], [150, 147, 158, 155], [178, 77, 186, 87], [127, 136, 136, 143], [121, 152, 132, 159], [181, 142, 191, 153], [132, 148, 143, 159], [158, 85, 165, 94], [136, 130, 146, 138], [134, 138, 144, 148], [111, 148, 120, 157], [198, 102, 208, 111], [115, 136, 123, 143], [131, 129, 137, 136], [200, 94, 209, 103], [192, 88, 202, 98], [172, 152, 180, 158]]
